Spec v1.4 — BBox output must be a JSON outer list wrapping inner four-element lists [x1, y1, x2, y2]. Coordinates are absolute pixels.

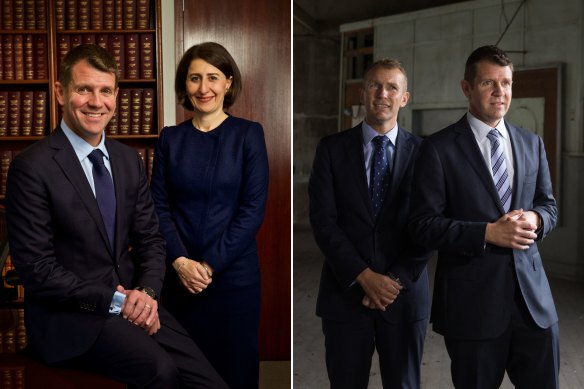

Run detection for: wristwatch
[[136, 286, 157, 301]]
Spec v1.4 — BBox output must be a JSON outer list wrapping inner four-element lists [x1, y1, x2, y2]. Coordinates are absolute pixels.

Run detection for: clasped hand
[[485, 209, 539, 250], [357, 268, 402, 311], [173, 256, 213, 294], [117, 285, 160, 335]]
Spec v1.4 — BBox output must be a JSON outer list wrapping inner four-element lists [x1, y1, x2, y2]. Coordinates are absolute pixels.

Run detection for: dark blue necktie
[[370, 135, 391, 218], [87, 149, 116, 250], [487, 129, 512, 212]]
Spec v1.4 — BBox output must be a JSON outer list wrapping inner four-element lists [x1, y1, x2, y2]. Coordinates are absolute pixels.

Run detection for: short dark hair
[[58, 44, 118, 88], [464, 45, 513, 83], [175, 42, 242, 111], [363, 59, 408, 90]]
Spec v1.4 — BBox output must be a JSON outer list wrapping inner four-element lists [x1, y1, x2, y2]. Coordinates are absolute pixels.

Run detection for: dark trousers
[[445, 285, 560, 389], [322, 314, 427, 389], [64, 307, 228, 389]]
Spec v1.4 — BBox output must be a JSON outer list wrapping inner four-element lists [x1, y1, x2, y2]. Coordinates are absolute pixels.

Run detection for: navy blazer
[[150, 116, 269, 291], [6, 127, 166, 363], [409, 115, 558, 339], [309, 124, 433, 324]]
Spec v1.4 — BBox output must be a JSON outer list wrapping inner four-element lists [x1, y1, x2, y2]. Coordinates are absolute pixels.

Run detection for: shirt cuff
[[109, 291, 126, 315]]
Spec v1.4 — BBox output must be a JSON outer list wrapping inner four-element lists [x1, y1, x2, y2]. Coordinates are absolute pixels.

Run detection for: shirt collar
[[60, 120, 110, 162], [466, 111, 509, 143], [361, 121, 399, 147]]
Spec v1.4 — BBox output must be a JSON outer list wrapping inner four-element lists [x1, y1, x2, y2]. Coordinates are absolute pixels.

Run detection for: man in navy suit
[[309, 59, 433, 388], [6, 44, 227, 388], [409, 45, 559, 388]]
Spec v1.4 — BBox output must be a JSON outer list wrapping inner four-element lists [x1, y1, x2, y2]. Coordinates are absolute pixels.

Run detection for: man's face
[[461, 60, 513, 128], [362, 66, 409, 133], [55, 60, 118, 147]]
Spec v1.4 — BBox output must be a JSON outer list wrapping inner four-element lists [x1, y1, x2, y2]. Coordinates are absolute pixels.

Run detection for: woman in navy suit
[[150, 42, 269, 389]]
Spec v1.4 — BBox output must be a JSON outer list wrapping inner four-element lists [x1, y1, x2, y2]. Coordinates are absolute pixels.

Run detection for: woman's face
[[185, 58, 232, 115]]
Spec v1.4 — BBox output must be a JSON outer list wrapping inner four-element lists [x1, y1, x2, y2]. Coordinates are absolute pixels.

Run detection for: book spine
[[113, 0, 123, 29], [70, 34, 82, 48], [106, 101, 118, 135], [34, 35, 48, 80], [21, 90, 33, 136], [90, 0, 103, 30], [0, 150, 12, 196], [146, 148, 154, 181], [0, 37, 4, 80], [2, 35, 14, 80], [55, 0, 65, 30], [8, 91, 21, 136], [108, 34, 125, 79], [57, 35, 70, 71], [25, 0, 36, 30], [0, 92, 7, 136], [96, 33, 108, 49], [2, 0, 13, 30], [142, 88, 154, 134], [125, 34, 139, 79], [33, 90, 47, 136], [135, 148, 146, 168], [140, 33, 154, 79], [124, 0, 136, 29], [118, 89, 130, 135], [17, 309, 26, 350], [14, 34, 24, 80], [36, 0, 47, 29], [136, 0, 150, 29], [82, 34, 96, 44], [78, 0, 90, 30], [103, 0, 115, 29], [66, 0, 78, 30], [130, 89, 142, 135], [14, 0, 25, 30], [24, 34, 34, 80]]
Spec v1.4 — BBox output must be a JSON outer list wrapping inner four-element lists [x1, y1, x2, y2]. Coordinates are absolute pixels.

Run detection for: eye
[[367, 81, 380, 90], [76, 87, 89, 95], [209, 75, 219, 81], [101, 88, 114, 97], [189, 75, 200, 82]]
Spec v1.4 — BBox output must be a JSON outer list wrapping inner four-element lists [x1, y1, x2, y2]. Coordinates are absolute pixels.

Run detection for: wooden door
[[174, 0, 291, 360]]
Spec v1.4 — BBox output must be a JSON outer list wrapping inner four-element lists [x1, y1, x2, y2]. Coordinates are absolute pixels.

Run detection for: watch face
[[139, 286, 156, 300]]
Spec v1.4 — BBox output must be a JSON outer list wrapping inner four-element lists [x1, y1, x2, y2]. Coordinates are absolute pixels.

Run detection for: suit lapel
[[50, 128, 114, 256], [454, 117, 505, 213], [344, 126, 375, 221], [386, 127, 413, 203], [105, 139, 123, 259], [506, 121, 524, 211]]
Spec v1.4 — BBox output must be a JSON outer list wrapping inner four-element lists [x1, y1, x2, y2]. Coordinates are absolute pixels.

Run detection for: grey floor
[[293, 226, 584, 388]]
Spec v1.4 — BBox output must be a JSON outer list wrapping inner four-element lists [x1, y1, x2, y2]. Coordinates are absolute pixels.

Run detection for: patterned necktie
[[87, 149, 116, 250], [487, 129, 512, 212], [370, 135, 391, 218]]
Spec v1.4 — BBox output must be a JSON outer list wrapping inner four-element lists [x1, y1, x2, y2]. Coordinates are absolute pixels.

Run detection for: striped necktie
[[487, 129, 512, 212]]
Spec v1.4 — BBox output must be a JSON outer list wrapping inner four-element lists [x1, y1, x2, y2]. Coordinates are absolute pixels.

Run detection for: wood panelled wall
[[174, 0, 291, 360]]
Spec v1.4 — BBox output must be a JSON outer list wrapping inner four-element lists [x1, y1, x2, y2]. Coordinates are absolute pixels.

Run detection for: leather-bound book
[[78, 0, 90, 30], [118, 89, 130, 135], [106, 104, 119, 135], [36, 0, 47, 29], [13, 34, 24, 80], [24, 34, 34, 80], [141, 88, 154, 134], [96, 33, 108, 49], [66, 0, 78, 30], [0, 92, 8, 136], [8, 91, 21, 136], [91, 0, 103, 30], [13, 0, 25, 30], [124, 0, 136, 29], [114, 0, 123, 29], [130, 88, 142, 135], [55, 0, 65, 30], [21, 91, 33, 136], [32, 90, 47, 136], [109, 34, 125, 79], [70, 34, 82, 48], [125, 34, 140, 79], [25, 0, 36, 30], [83, 34, 96, 44], [0, 150, 12, 196], [34, 35, 48, 80], [2, 35, 14, 80], [140, 33, 154, 79], [103, 0, 114, 29], [2, 0, 13, 30], [136, 0, 150, 29]]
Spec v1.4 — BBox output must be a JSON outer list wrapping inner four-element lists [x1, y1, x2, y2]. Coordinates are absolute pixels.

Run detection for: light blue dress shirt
[[362, 121, 398, 187], [60, 120, 125, 314]]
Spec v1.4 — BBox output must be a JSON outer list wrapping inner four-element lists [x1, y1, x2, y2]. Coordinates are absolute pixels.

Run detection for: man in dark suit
[[6, 44, 227, 388], [309, 59, 433, 389], [409, 45, 559, 388]]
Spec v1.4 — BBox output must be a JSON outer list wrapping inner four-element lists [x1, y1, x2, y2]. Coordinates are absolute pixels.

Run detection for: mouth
[[84, 112, 105, 118], [196, 95, 214, 103]]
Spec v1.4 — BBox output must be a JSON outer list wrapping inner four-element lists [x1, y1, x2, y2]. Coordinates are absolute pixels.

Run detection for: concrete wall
[[293, 0, 584, 280]]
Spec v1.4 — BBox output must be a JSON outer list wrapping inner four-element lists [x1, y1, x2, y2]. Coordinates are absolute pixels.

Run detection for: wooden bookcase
[[0, 0, 163, 200]]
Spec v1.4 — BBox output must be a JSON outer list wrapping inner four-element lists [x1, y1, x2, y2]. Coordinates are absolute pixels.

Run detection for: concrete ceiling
[[294, 0, 469, 31]]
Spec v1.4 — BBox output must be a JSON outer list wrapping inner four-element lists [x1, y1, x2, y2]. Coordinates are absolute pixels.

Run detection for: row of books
[[0, 308, 26, 353], [58, 33, 155, 80], [0, 91, 48, 137], [105, 88, 155, 136], [0, 0, 47, 31], [0, 366, 25, 389], [0, 35, 48, 81], [56, 0, 152, 31]]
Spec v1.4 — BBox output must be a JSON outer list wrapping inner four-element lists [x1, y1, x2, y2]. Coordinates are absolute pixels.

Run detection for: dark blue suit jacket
[[409, 115, 558, 339], [150, 116, 269, 291], [309, 124, 432, 324], [6, 127, 166, 363]]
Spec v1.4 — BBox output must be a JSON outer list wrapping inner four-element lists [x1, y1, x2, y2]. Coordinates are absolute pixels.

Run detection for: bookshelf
[[0, 0, 163, 200]]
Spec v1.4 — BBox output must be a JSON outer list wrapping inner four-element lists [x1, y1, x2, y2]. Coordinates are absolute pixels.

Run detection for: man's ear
[[55, 82, 65, 106], [460, 79, 472, 99]]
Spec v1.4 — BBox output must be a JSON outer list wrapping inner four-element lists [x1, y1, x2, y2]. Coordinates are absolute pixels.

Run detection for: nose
[[199, 78, 209, 93], [375, 85, 389, 98], [492, 82, 505, 96], [87, 91, 103, 107]]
